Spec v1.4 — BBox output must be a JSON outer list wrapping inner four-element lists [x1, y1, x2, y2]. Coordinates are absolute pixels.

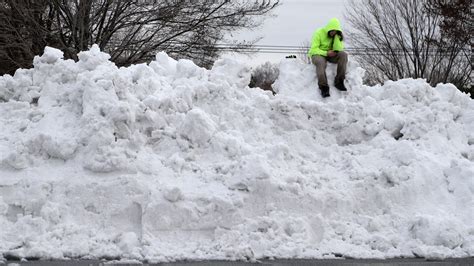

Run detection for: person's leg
[[311, 55, 328, 87], [335, 51, 348, 84], [329, 51, 348, 89]]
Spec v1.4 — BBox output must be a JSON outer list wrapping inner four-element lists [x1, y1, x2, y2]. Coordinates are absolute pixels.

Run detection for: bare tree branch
[[0, 0, 280, 74], [345, 0, 471, 91]]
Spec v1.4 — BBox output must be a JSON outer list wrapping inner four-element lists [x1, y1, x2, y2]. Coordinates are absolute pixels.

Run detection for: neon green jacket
[[308, 18, 344, 57]]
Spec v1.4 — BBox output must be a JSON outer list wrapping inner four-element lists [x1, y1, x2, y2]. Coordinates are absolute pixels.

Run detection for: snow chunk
[[149, 51, 177, 77], [117, 232, 141, 258], [162, 187, 184, 203], [36, 47, 64, 64], [179, 108, 217, 146], [78, 44, 111, 71], [410, 216, 466, 249], [176, 59, 205, 79], [210, 56, 251, 88]]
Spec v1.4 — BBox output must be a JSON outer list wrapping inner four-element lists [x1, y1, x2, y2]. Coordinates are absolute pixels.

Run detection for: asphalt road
[[3, 258, 474, 266]]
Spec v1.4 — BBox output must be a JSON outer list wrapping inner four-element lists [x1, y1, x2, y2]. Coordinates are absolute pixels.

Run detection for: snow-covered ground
[[0, 45, 473, 262]]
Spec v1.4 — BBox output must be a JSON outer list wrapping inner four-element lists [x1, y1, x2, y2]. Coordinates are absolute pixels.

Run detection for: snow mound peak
[[0, 46, 473, 261]]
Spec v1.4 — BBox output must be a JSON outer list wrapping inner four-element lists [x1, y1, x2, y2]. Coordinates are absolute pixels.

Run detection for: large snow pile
[[0, 45, 473, 262]]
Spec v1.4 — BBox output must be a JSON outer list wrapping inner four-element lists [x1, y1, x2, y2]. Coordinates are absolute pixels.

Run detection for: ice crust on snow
[[0, 45, 473, 261]]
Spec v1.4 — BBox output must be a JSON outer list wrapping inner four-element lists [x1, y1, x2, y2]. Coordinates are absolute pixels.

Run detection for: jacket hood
[[324, 18, 342, 33]]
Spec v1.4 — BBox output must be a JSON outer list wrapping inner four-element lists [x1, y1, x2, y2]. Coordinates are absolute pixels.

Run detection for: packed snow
[[0, 45, 473, 262]]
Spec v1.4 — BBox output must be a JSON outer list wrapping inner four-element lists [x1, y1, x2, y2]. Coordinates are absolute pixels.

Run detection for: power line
[[208, 44, 471, 56], [131, 41, 471, 59], [110, 39, 472, 56], [169, 42, 472, 55]]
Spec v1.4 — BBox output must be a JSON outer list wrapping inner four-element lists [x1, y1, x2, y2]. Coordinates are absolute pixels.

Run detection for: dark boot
[[335, 80, 347, 91], [319, 85, 330, 98]]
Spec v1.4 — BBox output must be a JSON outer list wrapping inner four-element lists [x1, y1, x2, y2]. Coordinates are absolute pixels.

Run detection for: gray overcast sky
[[230, 0, 348, 66]]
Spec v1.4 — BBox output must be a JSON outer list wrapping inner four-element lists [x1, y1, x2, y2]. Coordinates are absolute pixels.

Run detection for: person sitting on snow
[[308, 18, 348, 98]]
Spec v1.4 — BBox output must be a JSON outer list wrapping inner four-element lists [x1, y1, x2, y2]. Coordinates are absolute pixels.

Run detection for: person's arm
[[333, 34, 344, 52], [310, 32, 328, 57]]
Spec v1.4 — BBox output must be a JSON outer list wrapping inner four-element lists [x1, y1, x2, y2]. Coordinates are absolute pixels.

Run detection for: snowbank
[[0, 45, 473, 262]]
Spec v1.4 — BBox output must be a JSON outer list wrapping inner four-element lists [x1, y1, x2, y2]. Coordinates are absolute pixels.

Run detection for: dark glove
[[337, 31, 344, 41]]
